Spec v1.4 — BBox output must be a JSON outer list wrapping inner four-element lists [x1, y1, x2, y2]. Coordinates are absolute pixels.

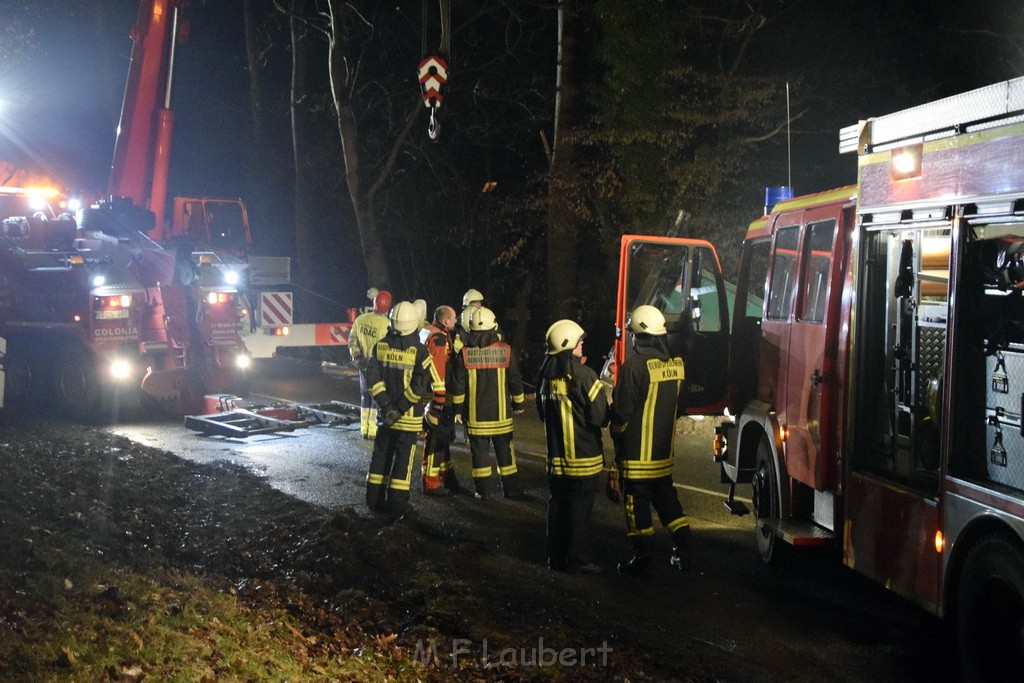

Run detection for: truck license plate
[[96, 309, 130, 320]]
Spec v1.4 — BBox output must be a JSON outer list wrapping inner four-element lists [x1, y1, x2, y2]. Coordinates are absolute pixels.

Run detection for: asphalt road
[[107, 357, 953, 682]]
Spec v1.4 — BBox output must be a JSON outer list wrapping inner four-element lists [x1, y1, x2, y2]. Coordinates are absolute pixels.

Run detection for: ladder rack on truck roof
[[840, 76, 1024, 154]]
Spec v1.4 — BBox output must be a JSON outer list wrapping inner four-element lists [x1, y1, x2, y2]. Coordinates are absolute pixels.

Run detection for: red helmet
[[373, 290, 392, 314]]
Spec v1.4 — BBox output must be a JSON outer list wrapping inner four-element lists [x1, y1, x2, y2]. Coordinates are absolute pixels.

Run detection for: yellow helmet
[[462, 288, 484, 307], [627, 305, 667, 336], [414, 298, 428, 321], [459, 307, 474, 330], [545, 319, 586, 355], [390, 301, 420, 335], [469, 306, 497, 331]]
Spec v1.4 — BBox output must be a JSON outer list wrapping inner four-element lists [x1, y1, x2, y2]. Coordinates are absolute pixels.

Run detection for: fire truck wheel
[[956, 534, 1024, 680], [752, 435, 787, 566], [3, 342, 40, 407], [51, 345, 99, 422]]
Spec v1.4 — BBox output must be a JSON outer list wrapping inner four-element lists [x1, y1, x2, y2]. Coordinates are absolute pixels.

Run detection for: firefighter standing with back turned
[[610, 305, 692, 573], [349, 290, 392, 439], [449, 306, 527, 499], [364, 301, 443, 521], [537, 319, 609, 573], [421, 305, 460, 495]]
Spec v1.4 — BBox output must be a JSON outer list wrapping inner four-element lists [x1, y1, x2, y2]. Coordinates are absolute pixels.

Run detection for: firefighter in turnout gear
[[421, 305, 460, 495], [364, 301, 443, 521], [537, 319, 609, 573], [449, 306, 527, 499], [350, 290, 393, 438], [610, 305, 692, 573], [454, 288, 484, 352]]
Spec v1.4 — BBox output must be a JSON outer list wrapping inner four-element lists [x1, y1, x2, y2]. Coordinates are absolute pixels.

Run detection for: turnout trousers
[[622, 475, 691, 552], [422, 429, 458, 492], [358, 371, 378, 439], [547, 474, 600, 570], [366, 427, 418, 519], [468, 433, 522, 497]]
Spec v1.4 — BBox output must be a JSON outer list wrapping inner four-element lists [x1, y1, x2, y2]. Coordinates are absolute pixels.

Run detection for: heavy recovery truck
[[102, 0, 354, 365], [0, 182, 246, 419], [614, 78, 1024, 676]]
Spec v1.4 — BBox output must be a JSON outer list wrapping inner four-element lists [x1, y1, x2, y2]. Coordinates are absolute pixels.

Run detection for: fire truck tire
[[51, 345, 99, 421], [2, 342, 40, 407], [752, 435, 787, 566], [956, 534, 1024, 680]]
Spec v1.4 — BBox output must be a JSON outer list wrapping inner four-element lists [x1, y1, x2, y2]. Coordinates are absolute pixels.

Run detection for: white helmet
[[545, 319, 586, 355], [413, 298, 428, 321], [627, 305, 667, 336], [462, 288, 484, 307], [367, 287, 379, 300], [459, 307, 474, 330], [469, 306, 498, 331], [390, 301, 420, 335]]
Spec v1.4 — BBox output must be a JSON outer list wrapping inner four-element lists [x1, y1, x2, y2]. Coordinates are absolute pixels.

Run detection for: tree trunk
[[289, 0, 318, 288], [547, 0, 580, 321], [326, 1, 392, 289]]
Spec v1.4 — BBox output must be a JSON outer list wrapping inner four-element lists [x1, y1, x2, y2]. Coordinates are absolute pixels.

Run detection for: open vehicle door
[[613, 235, 729, 414]]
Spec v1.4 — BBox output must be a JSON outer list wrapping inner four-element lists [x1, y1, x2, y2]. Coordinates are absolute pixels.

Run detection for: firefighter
[[449, 306, 527, 499], [421, 305, 460, 495], [349, 289, 393, 438], [364, 301, 443, 521], [537, 319, 608, 573], [454, 288, 484, 352], [610, 305, 692, 573]]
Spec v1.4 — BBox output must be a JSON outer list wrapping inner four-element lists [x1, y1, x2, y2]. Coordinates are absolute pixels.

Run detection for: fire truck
[[614, 79, 1024, 675], [0, 182, 245, 419], [102, 0, 355, 363]]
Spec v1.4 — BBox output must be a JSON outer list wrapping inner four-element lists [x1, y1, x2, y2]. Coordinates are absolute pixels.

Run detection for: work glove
[[380, 403, 402, 427], [605, 467, 622, 504]]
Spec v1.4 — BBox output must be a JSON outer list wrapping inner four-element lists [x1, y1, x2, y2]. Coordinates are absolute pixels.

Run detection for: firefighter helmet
[[367, 287, 379, 300], [469, 306, 498, 331], [373, 290, 392, 315], [627, 305, 667, 336], [414, 298, 428, 322], [459, 307, 474, 330], [545, 319, 586, 355], [462, 288, 484, 307], [390, 301, 420, 335]]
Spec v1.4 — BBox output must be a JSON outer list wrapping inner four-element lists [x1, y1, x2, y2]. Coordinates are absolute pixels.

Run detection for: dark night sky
[[1, 0, 1022, 216]]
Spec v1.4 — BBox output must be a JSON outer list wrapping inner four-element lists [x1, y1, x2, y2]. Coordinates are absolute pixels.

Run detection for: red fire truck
[[614, 79, 1024, 675]]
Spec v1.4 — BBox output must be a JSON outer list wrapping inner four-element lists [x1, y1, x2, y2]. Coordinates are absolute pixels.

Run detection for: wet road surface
[[107, 358, 954, 681]]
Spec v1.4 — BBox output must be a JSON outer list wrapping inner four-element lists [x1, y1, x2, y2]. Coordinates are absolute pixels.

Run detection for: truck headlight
[[110, 359, 132, 380], [235, 354, 251, 370], [224, 270, 240, 285]]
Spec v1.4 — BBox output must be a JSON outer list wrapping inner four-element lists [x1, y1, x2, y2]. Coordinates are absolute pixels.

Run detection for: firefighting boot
[[617, 538, 653, 575], [670, 526, 692, 571]]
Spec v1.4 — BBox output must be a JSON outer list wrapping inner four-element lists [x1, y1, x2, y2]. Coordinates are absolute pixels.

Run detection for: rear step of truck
[[185, 395, 359, 437], [758, 519, 834, 546]]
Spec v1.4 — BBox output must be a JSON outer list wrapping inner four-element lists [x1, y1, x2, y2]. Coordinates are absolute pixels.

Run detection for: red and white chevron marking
[[260, 291, 294, 326]]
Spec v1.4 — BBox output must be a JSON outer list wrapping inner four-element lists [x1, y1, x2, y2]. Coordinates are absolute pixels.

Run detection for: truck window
[[799, 220, 835, 323], [767, 226, 799, 320]]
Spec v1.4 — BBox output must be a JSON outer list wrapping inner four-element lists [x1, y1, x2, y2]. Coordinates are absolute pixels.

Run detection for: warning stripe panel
[[261, 292, 293, 326], [314, 323, 350, 345]]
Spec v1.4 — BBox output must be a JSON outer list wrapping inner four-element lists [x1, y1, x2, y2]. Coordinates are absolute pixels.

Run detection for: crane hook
[[428, 108, 441, 141]]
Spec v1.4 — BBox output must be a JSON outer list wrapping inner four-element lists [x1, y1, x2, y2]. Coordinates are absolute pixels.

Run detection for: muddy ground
[[0, 416, 758, 682]]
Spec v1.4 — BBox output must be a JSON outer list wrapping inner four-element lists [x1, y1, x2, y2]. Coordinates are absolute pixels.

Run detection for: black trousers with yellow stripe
[[622, 475, 691, 552], [468, 433, 521, 497], [366, 427, 419, 519]]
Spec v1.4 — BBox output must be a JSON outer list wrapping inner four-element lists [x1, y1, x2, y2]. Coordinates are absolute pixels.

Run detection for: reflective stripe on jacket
[[610, 340, 685, 480], [537, 353, 608, 477], [365, 331, 442, 432]]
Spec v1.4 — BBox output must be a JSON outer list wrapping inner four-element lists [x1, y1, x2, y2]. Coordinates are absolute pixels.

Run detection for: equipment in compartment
[[986, 345, 1024, 416], [986, 408, 1024, 491]]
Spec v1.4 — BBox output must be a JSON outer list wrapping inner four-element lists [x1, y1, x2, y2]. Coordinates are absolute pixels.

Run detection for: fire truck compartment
[[985, 409, 1024, 491], [986, 345, 1024, 416]]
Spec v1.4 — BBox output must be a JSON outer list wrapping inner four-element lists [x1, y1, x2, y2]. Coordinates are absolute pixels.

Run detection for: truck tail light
[[95, 294, 132, 309], [206, 292, 234, 305]]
